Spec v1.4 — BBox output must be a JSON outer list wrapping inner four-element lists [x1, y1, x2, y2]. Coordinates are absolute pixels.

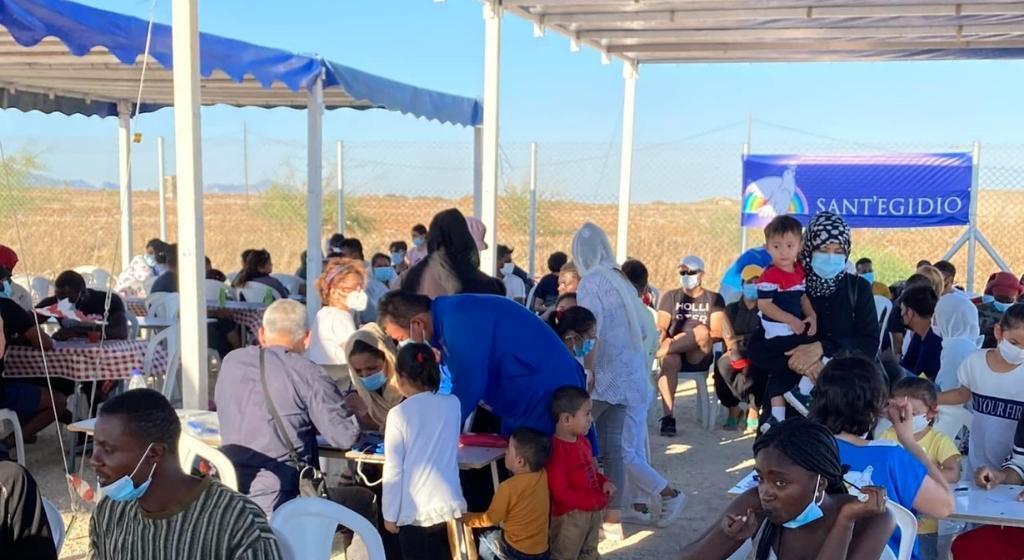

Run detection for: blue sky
[[3, 0, 1024, 201]]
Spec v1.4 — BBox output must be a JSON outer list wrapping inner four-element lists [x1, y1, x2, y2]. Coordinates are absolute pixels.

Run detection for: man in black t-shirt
[[35, 271, 128, 341], [655, 255, 726, 436], [0, 460, 56, 559], [531, 252, 567, 314]]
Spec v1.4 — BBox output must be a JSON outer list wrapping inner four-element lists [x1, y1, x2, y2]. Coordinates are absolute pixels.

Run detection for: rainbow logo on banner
[[741, 187, 808, 216], [741, 165, 809, 221]]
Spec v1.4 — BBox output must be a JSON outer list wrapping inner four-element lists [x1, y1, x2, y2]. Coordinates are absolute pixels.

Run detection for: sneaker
[[783, 389, 813, 417], [746, 417, 759, 432], [622, 506, 653, 526], [660, 415, 677, 437], [656, 491, 688, 528], [600, 522, 624, 543]]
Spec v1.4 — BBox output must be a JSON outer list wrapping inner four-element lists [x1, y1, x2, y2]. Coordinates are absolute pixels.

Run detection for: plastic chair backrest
[[239, 282, 279, 303], [146, 292, 180, 320], [13, 274, 53, 301], [143, 326, 180, 398], [525, 282, 539, 312], [41, 497, 65, 554], [886, 501, 917, 560], [9, 282, 33, 311], [875, 295, 893, 324], [0, 408, 25, 465], [270, 274, 303, 297], [178, 433, 238, 490], [270, 497, 386, 560], [126, 313, 140, 341], [77, 267, 112, 290], [204, 279, 232, 303]]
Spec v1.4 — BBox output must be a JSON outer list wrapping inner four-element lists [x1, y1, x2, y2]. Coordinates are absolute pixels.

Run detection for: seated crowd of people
[[4, 206, 1024, 560]]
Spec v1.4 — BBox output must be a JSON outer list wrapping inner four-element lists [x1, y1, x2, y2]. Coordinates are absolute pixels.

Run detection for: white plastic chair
[[0, 408, 25, 465], [679, 342, 723, 430], [270, 274, 304, 297], [178, 433, 238, 490], [75, 266, 112, 290], [12, 274, 53, 302], [270, 497, 386, 560], [238, 282, 279, 303], [143, 326, 180, 400], [205, 279, 233, 303], [126, 313, 140, 341], [9, 282, 33, 311], [525, 282, 539, 313], [886, 501, 918, 560], [145, 292, 180, 320], [41, 497, 64, 554]]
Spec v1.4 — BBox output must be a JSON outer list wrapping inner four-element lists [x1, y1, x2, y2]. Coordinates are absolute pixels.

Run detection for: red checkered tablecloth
[[125, 297, 147, 317], [4, 340, 167, 382], [126, 297, 265, 339]]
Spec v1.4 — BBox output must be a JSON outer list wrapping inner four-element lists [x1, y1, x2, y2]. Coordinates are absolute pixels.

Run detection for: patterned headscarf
[[800, 212, 852, 298]]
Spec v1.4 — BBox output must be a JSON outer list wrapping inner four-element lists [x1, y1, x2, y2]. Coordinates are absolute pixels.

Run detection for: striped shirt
[[89, 478, 281, 560]]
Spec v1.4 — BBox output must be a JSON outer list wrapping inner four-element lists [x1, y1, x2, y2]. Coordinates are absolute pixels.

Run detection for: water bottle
[[217, 286, 227, 307], [127, 367, 147, 391]]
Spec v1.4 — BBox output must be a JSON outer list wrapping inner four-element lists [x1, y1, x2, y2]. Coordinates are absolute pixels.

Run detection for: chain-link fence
[[1, 135, 1022, 296]]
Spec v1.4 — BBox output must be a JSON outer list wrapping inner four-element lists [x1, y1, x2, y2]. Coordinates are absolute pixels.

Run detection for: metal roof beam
[[585, 25, 1024, 43], [609, 37, 1024, 54]]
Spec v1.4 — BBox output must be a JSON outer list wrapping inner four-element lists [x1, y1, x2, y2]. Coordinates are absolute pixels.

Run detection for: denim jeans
[[479, 529, 549, 560], [591, 399, 626, 511]]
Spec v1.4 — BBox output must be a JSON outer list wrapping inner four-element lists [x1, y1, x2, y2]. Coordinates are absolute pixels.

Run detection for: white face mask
[[500, 262, 515, 276], [345, 290, 368, 312], [680, 274, 700, 291], [998, 339, 1024, 365], [911, 413, 931, 433]]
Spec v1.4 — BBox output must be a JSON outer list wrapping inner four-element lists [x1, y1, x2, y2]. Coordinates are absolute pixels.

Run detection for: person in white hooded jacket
[[932, 292, 982, 391]]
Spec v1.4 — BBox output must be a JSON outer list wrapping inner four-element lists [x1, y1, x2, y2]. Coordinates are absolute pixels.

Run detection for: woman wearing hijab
[[344, 323, 404, 431], [400, 208, 505, 298], [753, 212, 881, 416], [932, 294, 982, 391], [572, 223, 684, 537]]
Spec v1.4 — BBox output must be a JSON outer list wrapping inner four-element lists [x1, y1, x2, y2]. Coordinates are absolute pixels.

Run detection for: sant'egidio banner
[[741, 153, 972, 229]]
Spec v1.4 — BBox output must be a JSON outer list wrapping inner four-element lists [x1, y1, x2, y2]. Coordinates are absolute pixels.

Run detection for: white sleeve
[[381, 407, 405, 524], [320, 314, 351, 365], [504, 276, 526, 299], [956, 353, 975, 390]]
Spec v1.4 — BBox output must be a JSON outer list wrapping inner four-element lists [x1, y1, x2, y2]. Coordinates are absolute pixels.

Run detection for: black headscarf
[[800, 212, 852, 298]]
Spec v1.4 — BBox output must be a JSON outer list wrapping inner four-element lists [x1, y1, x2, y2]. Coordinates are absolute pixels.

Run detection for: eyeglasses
[[679, 270, 701, 277]]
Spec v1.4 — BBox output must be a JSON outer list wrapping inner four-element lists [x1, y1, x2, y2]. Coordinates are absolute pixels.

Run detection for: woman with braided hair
[[681, 417, 893, 560]]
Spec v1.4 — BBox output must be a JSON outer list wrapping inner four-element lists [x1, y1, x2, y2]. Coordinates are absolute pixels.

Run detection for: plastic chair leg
[[0, 409, 25, 466]]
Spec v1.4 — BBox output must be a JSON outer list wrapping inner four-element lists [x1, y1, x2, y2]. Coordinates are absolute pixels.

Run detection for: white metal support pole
[[171, 0, 208, 410], [473, 126, 483, 218], [157, 135, 167, 240], [480, 1, 501, 273], [740, 142, 750, 253], [336, 140, 345, 234], [305, 77, 325, 319], [528, 142, 538, 278], [615, 62, 637, 263], [116, 101, 133, 269], [967, 141, 981, 294]]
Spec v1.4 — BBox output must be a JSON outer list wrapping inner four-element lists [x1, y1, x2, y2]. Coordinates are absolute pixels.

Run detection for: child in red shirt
[[547, 386, 614, 560]]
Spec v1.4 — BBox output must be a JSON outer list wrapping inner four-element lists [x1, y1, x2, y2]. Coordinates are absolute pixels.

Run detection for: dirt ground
[[27, 381, 752, 560]]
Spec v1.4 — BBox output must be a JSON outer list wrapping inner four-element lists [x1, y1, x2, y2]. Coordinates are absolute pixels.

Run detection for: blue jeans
[[591, 399, 626, 511], [479, 530, 549, 560]]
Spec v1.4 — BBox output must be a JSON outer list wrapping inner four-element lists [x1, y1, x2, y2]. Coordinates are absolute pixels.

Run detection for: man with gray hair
[[216, 299, 373, 523]]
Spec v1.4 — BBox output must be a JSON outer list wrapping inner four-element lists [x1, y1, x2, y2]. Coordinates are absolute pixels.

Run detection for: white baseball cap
[[679, 255, 705, 272]]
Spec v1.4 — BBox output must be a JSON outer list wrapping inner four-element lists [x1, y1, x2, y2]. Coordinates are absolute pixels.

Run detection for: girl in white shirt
[[308, 259, 368, 387], [382, 343, 465, 560]]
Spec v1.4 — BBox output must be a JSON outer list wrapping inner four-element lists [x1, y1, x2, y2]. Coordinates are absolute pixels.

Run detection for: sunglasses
[[679, 270, 701, 276]]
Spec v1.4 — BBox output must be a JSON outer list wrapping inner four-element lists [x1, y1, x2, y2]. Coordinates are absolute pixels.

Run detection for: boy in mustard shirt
[[882, 377, 961, 560], [464, 427, 551, 560]]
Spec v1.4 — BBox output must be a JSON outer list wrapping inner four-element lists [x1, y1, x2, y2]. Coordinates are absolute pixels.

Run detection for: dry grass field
[[1, 187, 1021, 292]]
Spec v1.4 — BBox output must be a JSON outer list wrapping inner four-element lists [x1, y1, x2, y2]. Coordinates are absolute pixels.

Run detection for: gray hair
[[261, 299, 308, 342]]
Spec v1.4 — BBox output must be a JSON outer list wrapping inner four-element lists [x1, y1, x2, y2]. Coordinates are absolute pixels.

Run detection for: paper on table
[[987, 493, 1024, 503]]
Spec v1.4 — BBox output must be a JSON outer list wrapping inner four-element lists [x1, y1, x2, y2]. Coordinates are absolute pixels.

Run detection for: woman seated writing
[[681, 417, 893, 560]]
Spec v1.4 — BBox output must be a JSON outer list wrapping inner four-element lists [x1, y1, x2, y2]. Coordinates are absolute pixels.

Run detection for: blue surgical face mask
[[98, 443, 157, 502], [782, 474, 825, 529], [742, 284, 759, 301], [573, 338, 596, 358], [861, 272, 875, 285], [143, 254, 157, 268], [811, 252, 847, 280], [361, 371, 387, 392], [373, 267, 396, 284], [412, 237, 424, 248], [994, 300, 1013, 313], [390, 252, 404, 266], [0, 280, 11, 299]]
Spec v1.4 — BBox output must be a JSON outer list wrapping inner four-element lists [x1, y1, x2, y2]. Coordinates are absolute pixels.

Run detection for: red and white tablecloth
[[126, 298, 265, 338], [4, 340, 167, 382]]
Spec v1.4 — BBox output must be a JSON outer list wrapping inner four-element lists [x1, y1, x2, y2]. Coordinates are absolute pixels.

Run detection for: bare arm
[[889, 399, 955, 517], [680, 490, 761, 560], [818, 489, 894, 560], [938, 386, 971, 406], [21, 327, 53, 351], [939, 456, 962, 484]]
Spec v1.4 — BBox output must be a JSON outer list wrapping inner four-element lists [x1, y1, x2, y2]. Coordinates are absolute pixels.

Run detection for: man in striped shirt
[[89, 389, 281, 560]]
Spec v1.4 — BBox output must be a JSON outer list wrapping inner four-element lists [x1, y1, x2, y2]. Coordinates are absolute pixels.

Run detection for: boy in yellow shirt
[[464, 427, 551, 560], [882, 376, 961, 560]]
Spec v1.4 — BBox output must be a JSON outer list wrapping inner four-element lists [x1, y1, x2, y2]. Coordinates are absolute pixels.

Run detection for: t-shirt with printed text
[[957, 349, 1024, 473], [658, 288, 725, 338]]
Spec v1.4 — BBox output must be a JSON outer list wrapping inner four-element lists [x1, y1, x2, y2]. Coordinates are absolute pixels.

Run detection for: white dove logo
[[745, 165, 799, 218]]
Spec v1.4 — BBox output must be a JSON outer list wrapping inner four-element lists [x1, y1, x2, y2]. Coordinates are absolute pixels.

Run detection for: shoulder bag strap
[[258, 348, 307, 471]]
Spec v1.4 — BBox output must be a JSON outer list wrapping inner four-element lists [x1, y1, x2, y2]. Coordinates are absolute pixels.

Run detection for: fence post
[[157, 135, 166, 240], [967, 141, 981, 294], [336, 140, 345, 234], [529, 142, 537, 279], [615, 62, 638, 263], [117, 101, 133, 269]]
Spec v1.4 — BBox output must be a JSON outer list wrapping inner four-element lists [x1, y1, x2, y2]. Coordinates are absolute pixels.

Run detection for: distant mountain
[[23, 172, 273, 193]]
